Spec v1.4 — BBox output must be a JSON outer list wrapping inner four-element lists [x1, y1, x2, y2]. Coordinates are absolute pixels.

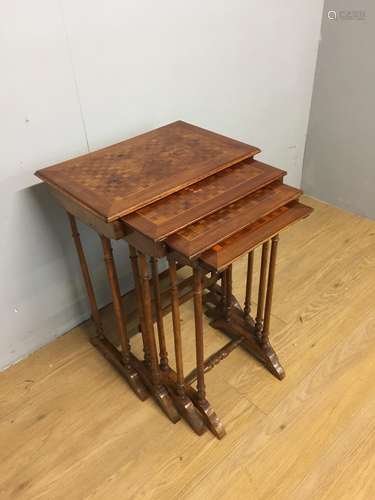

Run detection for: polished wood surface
[[200, 201, 313, 271], [122, 159, 285, 240], [167, 182, 302, 259], [35, 121, 260, 222], [2, 198, 374, 499]]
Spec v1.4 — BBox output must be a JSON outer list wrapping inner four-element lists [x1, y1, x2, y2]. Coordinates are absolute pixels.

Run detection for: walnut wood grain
[[199, 201, 313, 271], [167, 182, 302, 259], [35, 121, 260, 222], [122, 159, 285, 240]]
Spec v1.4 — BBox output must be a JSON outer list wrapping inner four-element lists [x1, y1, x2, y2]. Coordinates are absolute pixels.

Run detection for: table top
[[122, 159, 285, 241], [167, 182, 301, 259], [35, 121, 260, 223], [199, 201, 313, 271]]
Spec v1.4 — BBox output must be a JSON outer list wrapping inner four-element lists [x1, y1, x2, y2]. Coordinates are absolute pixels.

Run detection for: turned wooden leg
[[244, 251, 254, 321], [225, 265, 233, 321], [221, 271, 227, 311], [192, 265, 225, 439], [255, 241, 270, 335], [68, 213, 104, 339], [263, 235, 279, 343], [168, 258, 206, 434], [194, 267, 206, 404], [254, 234, 285, 379], [169, 259, 185, 396], [128, 245, 150, 366], [100, 236, 148, 400], [151, 257, 169, 371], [137, 252, 180, 423]]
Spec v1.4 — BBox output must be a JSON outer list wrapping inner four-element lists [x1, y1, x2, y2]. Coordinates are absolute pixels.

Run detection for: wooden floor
[[1, 196, 375, 500]]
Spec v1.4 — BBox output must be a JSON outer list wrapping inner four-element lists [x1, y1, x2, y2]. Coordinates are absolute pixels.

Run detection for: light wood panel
[[1, 196, 375, 500]]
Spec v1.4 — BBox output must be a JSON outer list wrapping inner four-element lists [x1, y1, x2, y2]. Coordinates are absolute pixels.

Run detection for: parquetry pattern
[[35, 121, 259, 222]]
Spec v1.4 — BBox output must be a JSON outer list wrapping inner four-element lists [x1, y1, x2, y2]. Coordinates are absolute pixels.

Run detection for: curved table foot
[[190, 395, 226, 439], [261, 339, 285, 380], [130, 353, 181, 423], [168, 392, 207, 435], [91, 336, 149, 401], [152, 385, 182, 423], [209, 306, 286, 381]]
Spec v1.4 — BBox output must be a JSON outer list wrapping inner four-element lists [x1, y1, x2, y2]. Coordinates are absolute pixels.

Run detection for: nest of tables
[[36, 121, 312, 439]]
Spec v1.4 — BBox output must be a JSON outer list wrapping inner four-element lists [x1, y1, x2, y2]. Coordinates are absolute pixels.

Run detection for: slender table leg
[[244, 251, 254, 321], [263, 235, 279, 343], [255, 241, 270, 336], [168, 258, 206, 434], [191, 265, 226, 439], [100, 236, 149, 400], [225, 265, 233, 321], [129, 245, 150, 366], [68, 213, 104, 340], [194, 268, 206, 404], [137, 252, 180, 423], [221, 271, 227, 313], [258, 234, 285, 379], [151, 257, 169, 371]]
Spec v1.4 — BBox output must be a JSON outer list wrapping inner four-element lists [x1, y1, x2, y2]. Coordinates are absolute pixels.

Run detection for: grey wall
[[0, 0, 324, 370], [302, 0, 375, 219]]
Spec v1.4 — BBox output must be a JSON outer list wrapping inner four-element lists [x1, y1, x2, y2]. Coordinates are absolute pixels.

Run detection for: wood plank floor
[[1, 196, 375, 500]]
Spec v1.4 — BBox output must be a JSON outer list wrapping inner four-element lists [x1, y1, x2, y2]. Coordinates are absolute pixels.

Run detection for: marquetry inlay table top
[[122, 159, 285, 241], [35, 121, 259, 222]]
